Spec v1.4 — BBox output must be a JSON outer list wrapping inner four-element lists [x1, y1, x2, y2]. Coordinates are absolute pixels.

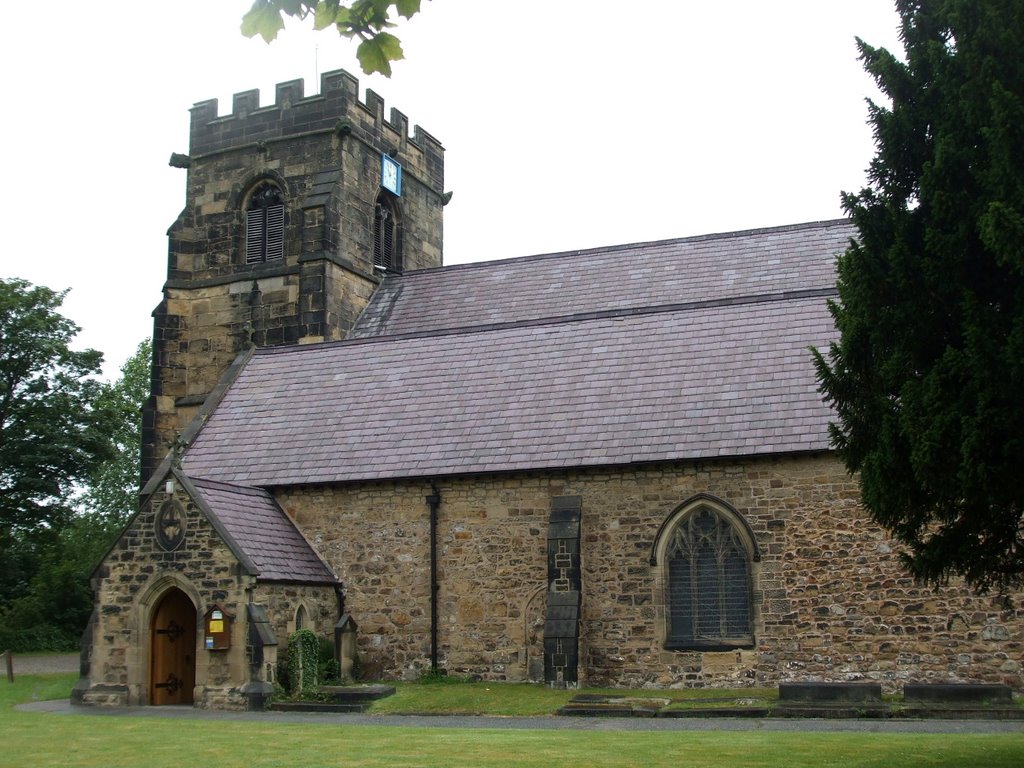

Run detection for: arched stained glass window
[[665, 506, 753, 650]]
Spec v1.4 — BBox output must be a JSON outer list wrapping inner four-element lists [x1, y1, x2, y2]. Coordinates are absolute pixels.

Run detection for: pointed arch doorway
[[149, 587, 197, 705]]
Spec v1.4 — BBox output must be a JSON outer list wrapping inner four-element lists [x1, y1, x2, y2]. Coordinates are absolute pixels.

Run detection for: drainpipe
[[425, 483, 441, 673], [333, 583, 346, 619]]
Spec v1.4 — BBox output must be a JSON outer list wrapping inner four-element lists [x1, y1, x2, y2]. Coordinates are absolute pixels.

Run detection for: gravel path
[[4, 652, 79, 676]]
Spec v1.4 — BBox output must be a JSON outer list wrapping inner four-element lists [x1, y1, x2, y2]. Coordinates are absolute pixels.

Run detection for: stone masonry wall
[[277, 480, 551, 681], [579, 456, 1023, 691], [259, 583, 340, 645], [276, 455, 1023, 692], [257, 582, 340, 683], [82, 484, 255, 709]]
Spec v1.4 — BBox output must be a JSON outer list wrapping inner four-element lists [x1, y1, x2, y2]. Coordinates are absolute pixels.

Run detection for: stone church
[[74, 71, 1023, 709]]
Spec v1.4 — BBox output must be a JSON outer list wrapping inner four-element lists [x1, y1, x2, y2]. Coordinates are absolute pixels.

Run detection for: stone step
[[558, 704, 651, 717], [779, 682, 882, 703], [319, 684, 396, 703], [659, 706, 769, 718], [903, 683, 1013, 704], [899, 705, 1024, 720], [559, 694, 670, 718], [268, 683, 396, 714], [775, 703, 1024, 720], [773, 703, 893, 718], [269, 700, 371, 713]]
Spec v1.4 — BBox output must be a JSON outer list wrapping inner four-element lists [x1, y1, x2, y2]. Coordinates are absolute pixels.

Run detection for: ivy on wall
[[287, 628, 321, 695]]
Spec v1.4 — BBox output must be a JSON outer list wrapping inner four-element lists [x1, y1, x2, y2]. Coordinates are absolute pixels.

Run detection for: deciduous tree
[[815, 0, 1024, 591], [80, 339, 151, 527], [242, 0, 426, 76], [0, 278, 111, 542], [0, 278, 112, 638], [0, 319, 150, 650]]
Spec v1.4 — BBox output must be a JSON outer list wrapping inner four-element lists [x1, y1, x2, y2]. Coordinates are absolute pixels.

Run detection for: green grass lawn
[[2, 674, 1023, 768]]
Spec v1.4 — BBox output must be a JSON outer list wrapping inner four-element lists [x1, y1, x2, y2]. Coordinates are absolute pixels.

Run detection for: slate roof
[[351, 219, 853, 338], [182, 219, 852, 487], [190, 477, 337, 584]]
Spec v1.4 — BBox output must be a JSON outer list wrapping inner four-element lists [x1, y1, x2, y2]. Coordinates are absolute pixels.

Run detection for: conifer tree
[[815, 0, 1024, 591]]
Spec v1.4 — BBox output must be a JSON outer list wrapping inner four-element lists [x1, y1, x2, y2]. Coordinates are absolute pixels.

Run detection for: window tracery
[[663, 503, 754, 650]]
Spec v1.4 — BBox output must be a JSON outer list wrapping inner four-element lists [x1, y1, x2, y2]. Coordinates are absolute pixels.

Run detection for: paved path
[[17, 700, 1024, 734], [11, 658, 1024, 735]]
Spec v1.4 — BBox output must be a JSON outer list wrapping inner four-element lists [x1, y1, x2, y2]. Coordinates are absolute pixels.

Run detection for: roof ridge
[[256, 286, 838, 357], [189, 476, 267, 495], [395, 218, 853, 278]]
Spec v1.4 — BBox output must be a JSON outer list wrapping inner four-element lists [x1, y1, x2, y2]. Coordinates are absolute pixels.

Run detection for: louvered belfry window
[[245, 183, 285, 264], [373, 195, 402, 272], [666, 507, 753, 649]]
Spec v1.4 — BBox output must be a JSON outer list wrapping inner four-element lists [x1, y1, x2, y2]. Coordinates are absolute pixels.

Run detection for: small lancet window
[[245, 182, 285, 264], [373, 193, 402, 272], [665, 506, 753, 650], [295, 605, 309, 631]]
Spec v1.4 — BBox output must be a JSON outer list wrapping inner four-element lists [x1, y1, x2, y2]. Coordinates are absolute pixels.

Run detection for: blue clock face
[[381, 155, 402, 196]]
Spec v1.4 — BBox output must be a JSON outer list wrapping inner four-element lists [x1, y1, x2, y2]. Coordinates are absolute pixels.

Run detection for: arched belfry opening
[[149, 587, 197, 705], [373, 192, 402, 272], [245, 181, 285, 264]]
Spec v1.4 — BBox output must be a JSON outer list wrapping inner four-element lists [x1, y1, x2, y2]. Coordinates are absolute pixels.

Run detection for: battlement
[[188, 69, 443, 188]]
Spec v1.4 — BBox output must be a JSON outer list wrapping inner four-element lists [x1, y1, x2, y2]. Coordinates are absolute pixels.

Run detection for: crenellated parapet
[[189, 69, 443, 190]]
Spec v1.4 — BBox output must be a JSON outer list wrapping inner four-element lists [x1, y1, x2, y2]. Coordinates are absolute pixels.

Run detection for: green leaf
[[313, 0, 341, 30], [278, 0, 309, 14], [241, 1, 286, 43], [373, 30, 404, 58], [356, 32, 404, 76], [364, 0, 402, 29], [394, 0, 421, 20]]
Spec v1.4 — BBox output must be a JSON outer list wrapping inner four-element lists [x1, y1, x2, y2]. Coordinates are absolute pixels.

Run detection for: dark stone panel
[[547, 590, 580, 607], [544, 620, 578, 637], [546, 605, 579, 621], [779, 683, 882, 703], [548, 522, 580, 540], [903, 683, 1012, 703], [550, 496, 582, 521]]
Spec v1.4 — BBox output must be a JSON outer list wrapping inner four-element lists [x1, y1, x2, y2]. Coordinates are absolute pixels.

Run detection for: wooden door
[[149, 588, 196, 705]]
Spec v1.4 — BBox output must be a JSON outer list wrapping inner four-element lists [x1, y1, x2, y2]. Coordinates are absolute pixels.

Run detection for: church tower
[[143, 71, 445, 479]]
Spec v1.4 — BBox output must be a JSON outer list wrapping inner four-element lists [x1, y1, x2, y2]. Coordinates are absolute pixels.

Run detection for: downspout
[[333, 583, 346, 618], [425, 482, 441, 673]]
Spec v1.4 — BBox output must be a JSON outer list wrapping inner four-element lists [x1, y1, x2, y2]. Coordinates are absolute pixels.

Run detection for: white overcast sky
[[1, 1, 901, 377]]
